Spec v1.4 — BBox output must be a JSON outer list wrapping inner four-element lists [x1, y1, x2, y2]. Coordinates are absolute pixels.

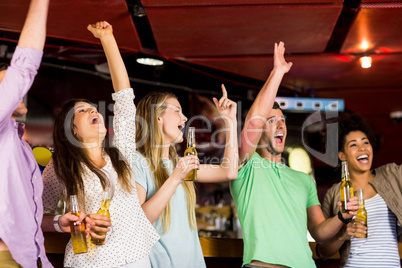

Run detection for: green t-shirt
[[230, 152, 320, 268]]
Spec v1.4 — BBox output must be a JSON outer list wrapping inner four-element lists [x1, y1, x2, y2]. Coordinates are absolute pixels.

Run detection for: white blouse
[[42, 88, 159, 268]]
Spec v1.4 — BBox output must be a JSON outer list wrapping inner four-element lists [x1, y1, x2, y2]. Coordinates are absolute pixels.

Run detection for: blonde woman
[[130, 86, 238, 268]]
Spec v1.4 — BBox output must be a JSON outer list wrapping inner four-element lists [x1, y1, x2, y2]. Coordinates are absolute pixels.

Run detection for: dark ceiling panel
[[186, 53, 402, 90], [360, 0, 402, 2], [0, 0, 141, 52], [341, 4, 402, 54], [145, 4, 342, 57], [0, 0, 29, 32], [142, 0, 342, 7]]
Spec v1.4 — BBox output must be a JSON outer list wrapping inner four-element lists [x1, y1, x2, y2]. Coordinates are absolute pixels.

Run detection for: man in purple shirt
[[0, 0, 52, 267]]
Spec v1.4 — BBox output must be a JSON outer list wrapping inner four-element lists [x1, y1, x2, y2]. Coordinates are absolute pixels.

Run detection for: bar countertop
[[44, 233, 402, 259]]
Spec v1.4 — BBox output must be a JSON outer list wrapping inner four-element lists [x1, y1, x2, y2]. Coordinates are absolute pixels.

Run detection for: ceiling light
[[359, 56, 372, 69], [136, 57, 164, 66], [360, 40, 369, 50]]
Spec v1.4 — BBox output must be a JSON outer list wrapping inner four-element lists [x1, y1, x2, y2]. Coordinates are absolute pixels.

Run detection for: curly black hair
[[338, 114, 377, 152]]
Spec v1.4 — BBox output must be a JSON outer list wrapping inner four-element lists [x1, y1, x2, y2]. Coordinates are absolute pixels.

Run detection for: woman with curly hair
[[317, 114, 402, 267]]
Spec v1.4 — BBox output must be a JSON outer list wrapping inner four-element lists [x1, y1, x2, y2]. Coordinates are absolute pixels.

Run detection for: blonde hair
[[136, 92, 196, 233]]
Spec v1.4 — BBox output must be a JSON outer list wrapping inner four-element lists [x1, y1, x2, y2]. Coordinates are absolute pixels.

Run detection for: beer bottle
[[355, 188, 368, 238], [340, 161, 354, 213], [69, 195, 88, 254], [184, 127, 197, 181], [91, 188, 112, 245]]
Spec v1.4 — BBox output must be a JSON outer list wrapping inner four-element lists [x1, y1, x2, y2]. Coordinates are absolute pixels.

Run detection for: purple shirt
[[0, 47, 52, 268]]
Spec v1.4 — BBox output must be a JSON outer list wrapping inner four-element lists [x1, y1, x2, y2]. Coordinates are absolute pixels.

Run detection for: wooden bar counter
[[44, 233, 402, 267]]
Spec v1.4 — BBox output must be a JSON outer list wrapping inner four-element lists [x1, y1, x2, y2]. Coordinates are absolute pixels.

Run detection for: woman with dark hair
[[41, 21, 158, 267], [317, 114, 402, 267]]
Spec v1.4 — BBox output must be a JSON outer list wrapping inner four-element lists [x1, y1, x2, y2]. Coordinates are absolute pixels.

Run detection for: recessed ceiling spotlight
[[136, 57, 164, 66], [359, 56, 372, 69]]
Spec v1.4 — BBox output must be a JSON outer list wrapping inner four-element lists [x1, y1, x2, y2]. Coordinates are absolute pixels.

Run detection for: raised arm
[[18, 0, 49, 50], [197, 84, 239, 182], [87, 21, 130, 93], [239, 42, 292, 164], [88, 21, 136, 159], [0, 0, 49, 123]]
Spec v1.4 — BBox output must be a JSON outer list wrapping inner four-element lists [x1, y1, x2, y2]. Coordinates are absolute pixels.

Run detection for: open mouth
[[357, 154, 369, 164], [178, 124, 185, 132], [274, 133, 284, 144], [89, 116, 100, 125]]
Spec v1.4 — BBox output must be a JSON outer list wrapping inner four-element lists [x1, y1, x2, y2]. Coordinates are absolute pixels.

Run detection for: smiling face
[[260, 108, 287, 156], [158, 97, 187, 144], [73, 101, 106, 143], [339, 130, 373, 174]]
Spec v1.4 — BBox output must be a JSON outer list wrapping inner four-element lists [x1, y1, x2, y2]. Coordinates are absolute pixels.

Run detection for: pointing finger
[[221, 84, 228, 98]]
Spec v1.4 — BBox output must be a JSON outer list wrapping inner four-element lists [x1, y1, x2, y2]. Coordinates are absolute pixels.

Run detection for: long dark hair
[[52, 99, 133, 208]]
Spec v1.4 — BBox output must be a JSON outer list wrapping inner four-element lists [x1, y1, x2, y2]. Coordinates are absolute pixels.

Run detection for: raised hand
[[170, 155, 199, 183], [274, 41, 293, 74], [87, 21, 113, 40], [212, 84, 237, 120]]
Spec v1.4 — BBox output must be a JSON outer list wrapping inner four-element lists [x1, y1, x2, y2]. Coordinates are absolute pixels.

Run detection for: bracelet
[[53, 215, 65, 233], [338, 211, 353, 224]]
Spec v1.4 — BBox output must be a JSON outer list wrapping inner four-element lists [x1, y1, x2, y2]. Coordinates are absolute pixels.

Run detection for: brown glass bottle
[[69, 195, 88, 254]]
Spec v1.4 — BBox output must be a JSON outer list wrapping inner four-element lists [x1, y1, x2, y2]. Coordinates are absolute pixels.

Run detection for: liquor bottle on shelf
[[69, 195, 87, 254], [184, 127, 197, 181]]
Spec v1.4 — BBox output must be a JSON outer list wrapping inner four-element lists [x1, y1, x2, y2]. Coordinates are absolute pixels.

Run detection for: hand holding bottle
[[58, 211, 90, 235], [184, 127, 198, 181], [171, 154, 199, 183], [88, 213, 112, 241], [338, 218, 367, 241], [69, 195, 88, 254], [337, 196, 359, 221], [340, 161, 354, 213]]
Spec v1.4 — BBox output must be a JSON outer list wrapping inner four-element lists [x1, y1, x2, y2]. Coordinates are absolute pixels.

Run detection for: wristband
[[338, 211, 353, 224], [53, 215, 65, 233]]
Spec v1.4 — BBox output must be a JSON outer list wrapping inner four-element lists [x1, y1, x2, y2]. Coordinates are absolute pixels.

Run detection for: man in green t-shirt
[[230, 42, 358, 268]]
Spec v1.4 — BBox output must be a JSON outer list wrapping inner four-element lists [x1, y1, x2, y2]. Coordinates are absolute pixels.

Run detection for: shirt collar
[[14, 120, 26, 138]]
